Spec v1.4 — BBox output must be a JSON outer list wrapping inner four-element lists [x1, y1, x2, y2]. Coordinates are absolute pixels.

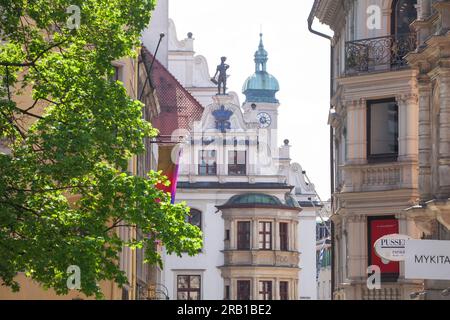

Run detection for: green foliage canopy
[[0, 0, 202, 298]]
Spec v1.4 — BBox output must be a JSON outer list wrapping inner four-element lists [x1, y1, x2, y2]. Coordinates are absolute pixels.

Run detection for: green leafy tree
[[0, 0, 202, 298]]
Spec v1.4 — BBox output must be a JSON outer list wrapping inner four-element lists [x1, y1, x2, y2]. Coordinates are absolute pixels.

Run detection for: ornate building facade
[[310, 0, 450, 300], [159, 32, 320, 300]]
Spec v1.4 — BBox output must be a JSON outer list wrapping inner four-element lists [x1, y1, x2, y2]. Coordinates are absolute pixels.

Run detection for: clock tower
[[242, 34, 280, 153]]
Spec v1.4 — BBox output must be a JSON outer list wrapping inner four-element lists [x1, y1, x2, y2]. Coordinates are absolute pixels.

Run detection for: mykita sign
[[405, 240, 450, 280], [374, 234, 411, 263]]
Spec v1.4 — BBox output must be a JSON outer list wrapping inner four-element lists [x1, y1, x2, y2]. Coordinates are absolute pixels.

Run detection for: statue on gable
[[211, 56, 229, 95]]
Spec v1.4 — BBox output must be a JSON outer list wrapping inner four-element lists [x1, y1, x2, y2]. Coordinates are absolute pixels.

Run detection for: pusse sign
[[374, 234, 411, 263]]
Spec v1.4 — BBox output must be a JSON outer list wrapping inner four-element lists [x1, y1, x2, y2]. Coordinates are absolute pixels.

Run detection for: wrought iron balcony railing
[[345, 33, 417, 75]]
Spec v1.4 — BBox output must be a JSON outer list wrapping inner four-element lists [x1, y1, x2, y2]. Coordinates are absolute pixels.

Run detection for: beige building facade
[[308, 0, 449, 300]]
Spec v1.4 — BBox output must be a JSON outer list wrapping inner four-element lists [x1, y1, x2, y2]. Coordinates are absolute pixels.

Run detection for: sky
[[169, 0, 332, 200]]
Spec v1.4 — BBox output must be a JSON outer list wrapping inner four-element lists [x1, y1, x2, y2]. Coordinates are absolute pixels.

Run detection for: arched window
[[391, 0, 417, 36]]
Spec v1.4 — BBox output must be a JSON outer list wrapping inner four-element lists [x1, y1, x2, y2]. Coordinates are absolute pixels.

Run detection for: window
[[228, 151, 246, 175], [225, 229, 230, 241], [225, 285, 230, 300], [110, 65, 121, 82], [259, 222, 272, 250], [391, 0, 417, 36], [280, 281, 289, 300], [186, 210, 202, 252], [259, 281, 272, 300], [198, 150, 217, 175], [187, 209, 201, 231], [237, 280, 251, 300], [279, 223, 289, 251], [237, 221, 251, 250], [367, 99, 398, 162], [177, 275, 201, 300]]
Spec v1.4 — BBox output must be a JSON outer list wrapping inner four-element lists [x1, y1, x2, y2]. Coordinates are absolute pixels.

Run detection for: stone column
[[231, 220, 237, 250], [274, 278, 279, 300], [345, 99, 367, 165], [418, 75, 433, 200], [345, 215, 366, 282], [397, 93, 419, 161], [274, 219, 279, 251], [253, 278, 258, 300], [437, 68, 450, 197], [417, 0, 432, 20]]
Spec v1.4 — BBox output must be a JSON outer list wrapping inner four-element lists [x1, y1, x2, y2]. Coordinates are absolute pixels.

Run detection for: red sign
[[368, 217, 400, 276]]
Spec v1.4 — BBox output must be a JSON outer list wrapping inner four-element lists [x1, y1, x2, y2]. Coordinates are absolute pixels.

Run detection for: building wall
[[142, 0, 169, 67], [0, 54, 144, 300], [313, 0, 425, 300]]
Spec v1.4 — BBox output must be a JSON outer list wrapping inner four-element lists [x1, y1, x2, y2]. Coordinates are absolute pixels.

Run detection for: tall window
[[391, 0, 417, 36], [259, 222, 272, 250], [177, 275, 201, 300], [237, 280, 251, 300], [367, 99, 398, 162], [198, 150, 217, 175], [237, 221, 251, 250], [279, 223, 289, 251], [228, 151, 246, 175], [259, 281, 273, 300], [280, 281, 289, 300], [186, 210, 202, 252]]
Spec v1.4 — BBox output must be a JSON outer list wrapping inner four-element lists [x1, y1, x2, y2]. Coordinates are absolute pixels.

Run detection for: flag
[[156, 145, 182, 204]]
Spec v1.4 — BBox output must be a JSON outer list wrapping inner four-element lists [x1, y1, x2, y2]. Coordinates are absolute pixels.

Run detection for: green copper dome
[[242, 34, 280, 104], [226, 193, 283, 206]]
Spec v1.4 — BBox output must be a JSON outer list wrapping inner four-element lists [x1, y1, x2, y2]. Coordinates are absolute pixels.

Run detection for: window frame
[[259, 221, 272, 250], [279, 281, 289, 300], [228, 150, 247, 176], [258, 281, 273, 300], [237, 221, 251, 251], [198, 150, 217, 176], [279, 222, 289, 251], [366, 98, 399, 163], [176, 275, 201, 300], [237, 280, 251, 300]]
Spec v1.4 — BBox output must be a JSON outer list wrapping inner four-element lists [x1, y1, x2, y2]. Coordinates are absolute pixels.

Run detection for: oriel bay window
[[228, 150, 246, 175], [259, 222, 272, 250], [199, 150, 217, 175], [237, 221, 251, 250], [177, 275, 201, 300], [367, 99, 398, 162]]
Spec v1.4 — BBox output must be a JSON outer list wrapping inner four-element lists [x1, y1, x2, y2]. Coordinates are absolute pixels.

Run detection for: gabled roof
[[140, 46, 204, 138]]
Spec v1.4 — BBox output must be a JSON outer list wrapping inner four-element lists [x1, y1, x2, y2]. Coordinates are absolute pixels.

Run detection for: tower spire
[[254, 33, 268, 72]]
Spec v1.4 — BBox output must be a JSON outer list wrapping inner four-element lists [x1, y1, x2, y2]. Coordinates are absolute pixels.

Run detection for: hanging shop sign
[[405, 240, 450, 280], [374, 233, 411, 263]]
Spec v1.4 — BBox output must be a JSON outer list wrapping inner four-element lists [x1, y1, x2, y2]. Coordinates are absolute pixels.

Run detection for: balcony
[[223, 250, 299, 268], [345, 33, 417, 76]]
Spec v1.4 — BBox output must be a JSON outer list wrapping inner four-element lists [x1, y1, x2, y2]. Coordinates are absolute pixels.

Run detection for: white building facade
[[160, 33, 320, 300]]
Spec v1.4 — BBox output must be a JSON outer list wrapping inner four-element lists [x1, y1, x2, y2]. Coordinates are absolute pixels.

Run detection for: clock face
[[257, 112, 272, 128]]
